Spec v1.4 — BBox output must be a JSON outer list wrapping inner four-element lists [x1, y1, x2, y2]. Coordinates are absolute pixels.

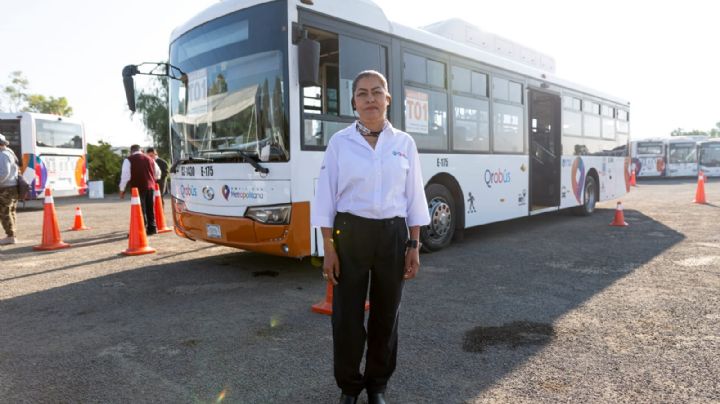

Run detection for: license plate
[[206, 224, 221, 239]]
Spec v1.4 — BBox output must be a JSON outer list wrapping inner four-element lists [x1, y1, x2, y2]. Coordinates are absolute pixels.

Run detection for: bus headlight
[[245, 204, 291, 224]]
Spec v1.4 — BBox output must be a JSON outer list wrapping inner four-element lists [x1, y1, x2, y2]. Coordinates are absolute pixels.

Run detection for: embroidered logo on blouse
[[392, 151, 408, 159]]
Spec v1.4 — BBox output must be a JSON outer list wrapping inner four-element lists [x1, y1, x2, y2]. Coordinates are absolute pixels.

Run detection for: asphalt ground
[[1, 178, 719, 403]]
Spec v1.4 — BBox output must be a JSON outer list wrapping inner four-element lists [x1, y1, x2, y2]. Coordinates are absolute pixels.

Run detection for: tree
[[2, 71, 29, 112], [711, 122, 720, 138], [134, 75, 170, 158], [87, 141, 123, 194], [670, 125, 720, 138], [2, 70, 74, 116], [670, 128, 684, 137], [25, 94, 73, 117]]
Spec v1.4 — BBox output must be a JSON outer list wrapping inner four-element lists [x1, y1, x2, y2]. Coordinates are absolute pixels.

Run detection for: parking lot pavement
[[1, 180, 719, 403]]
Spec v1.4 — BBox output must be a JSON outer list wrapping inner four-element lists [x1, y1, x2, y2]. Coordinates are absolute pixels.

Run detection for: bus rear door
[[528, 89, 561, 213]]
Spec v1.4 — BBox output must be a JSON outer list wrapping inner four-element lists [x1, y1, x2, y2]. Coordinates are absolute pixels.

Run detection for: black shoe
[[368, 392, 386, 404], [146, 228, 157, 236], [339, 393, 358, 404]]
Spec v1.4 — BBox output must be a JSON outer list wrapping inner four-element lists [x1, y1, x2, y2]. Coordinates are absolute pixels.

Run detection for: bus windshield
[[700, 144, 720, 166], [169, 1, 288, 164], [35, 120, 83, 149], [636, 142, 663, 155], [668, 143, 696, 164]]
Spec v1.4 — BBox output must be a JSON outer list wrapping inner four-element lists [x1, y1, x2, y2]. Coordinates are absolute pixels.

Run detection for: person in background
[[311, 70, 430, 404], [119, 144, 161, 235], [0, 133, 19, 245], [146, 147, 169, 196]]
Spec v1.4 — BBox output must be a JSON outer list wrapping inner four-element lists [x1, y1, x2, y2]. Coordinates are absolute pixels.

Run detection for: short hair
[[146, 147, 156, 154], [130, 144, 141, 153], [351, 70, 388, 95]]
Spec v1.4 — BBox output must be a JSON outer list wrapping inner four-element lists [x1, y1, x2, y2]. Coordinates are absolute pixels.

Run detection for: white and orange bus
[[0, 112, 87, 198], [123, 0, 630, 257]]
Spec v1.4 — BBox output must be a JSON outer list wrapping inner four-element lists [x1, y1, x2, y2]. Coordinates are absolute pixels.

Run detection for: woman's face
[[353, 76, 390, 122]]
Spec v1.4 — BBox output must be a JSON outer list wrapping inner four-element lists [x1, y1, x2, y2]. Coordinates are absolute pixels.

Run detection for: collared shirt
[[311, 121, 431, 228], [119, 151, 162, 192]]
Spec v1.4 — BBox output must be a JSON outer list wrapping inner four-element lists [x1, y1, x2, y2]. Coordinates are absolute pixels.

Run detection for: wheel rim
[[427, 197, 452, 241], [584, 181, 596, 212]]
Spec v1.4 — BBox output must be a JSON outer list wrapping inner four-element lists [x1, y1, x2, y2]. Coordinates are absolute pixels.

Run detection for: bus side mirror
[[298, 37, 320, 87], [122, 65, 139, 112]]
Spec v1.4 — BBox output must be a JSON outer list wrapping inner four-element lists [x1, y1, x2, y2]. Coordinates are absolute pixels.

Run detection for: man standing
[[119, 144, 161, 235], [0, 133, 19, 245], [146, 147, 169, 196]]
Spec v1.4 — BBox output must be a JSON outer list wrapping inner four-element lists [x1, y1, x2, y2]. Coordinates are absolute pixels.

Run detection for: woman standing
[[311, 71, 430, 404]]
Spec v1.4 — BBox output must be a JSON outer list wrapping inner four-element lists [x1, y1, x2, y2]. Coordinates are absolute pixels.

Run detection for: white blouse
[[311, 121, 431, 228]]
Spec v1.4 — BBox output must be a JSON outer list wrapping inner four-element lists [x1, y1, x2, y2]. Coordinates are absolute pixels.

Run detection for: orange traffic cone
[[68, 206, 90, 231], [122, 187, 156, 256], [609, 201, 629, 227], [630, 169, 637, 187], [34, 188, 71, 250], [153, 183, 172, 233], [312, 280, 370, 315], [693, 171, 707, 204]]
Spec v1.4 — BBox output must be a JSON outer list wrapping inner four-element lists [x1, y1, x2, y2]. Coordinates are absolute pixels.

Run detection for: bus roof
[[0, 111, 84, 125], [666, 135, 709, 144], [170, 0, 630, 107], [632, 138, 665, 144]]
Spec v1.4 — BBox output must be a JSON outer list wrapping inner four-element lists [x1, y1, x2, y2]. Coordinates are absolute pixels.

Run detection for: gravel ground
[[1, 178, 719, 403]]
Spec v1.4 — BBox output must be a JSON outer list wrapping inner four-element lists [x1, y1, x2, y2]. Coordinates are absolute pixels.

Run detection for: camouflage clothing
[[0, 186, 18, 237]]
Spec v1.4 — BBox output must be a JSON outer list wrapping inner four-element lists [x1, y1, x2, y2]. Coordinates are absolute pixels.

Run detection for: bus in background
[[122, 0, 630, 257], [664, 136, 705, 178], [0, 112, 87, 198], [631, 139, 665, 178], [698, 139, 720, 177]]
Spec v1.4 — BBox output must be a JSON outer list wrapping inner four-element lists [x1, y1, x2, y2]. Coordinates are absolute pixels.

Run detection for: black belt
[[335, 211, 406, 226]]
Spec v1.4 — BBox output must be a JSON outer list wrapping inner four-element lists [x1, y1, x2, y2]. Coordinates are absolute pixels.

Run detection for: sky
[[2, 0, 719, 147]]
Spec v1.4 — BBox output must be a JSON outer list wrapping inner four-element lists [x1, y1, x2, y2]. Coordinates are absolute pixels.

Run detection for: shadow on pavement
[[0, 207, 684, 403]]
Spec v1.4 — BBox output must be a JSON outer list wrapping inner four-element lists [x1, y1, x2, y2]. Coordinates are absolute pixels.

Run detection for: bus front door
[[528, 89, 561, 211]]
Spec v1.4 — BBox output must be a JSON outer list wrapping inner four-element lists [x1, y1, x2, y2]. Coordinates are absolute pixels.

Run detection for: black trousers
[[332, 212, 408, 396], [138, 188, 156, 232]]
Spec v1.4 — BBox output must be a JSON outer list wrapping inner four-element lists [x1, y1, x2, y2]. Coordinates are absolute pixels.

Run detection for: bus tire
[[421, 183, 456, 252], [572, 176, 597, 216]]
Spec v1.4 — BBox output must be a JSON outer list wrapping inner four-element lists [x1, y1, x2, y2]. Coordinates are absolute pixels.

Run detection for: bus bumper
[[171, 199, 311, 258]]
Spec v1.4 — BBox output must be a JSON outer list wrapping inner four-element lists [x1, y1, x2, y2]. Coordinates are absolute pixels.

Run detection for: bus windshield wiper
[[216, 148, 270, 174]]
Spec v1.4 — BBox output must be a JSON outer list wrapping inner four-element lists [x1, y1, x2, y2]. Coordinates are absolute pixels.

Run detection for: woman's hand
[[323, 245, 340, 285], [403, 247, 420, 280]]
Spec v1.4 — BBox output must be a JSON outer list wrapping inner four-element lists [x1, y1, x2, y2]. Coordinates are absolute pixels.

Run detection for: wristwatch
[[406, 239, 419, 249]]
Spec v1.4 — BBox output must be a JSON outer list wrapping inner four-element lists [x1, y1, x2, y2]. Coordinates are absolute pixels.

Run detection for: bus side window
[[301, 27, 339, 116], [301, 27, 388, 148], [0, 120, 22, 160], [338, 35, 387, 116]]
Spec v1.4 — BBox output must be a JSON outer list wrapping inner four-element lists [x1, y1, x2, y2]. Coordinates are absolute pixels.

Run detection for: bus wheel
[[573, 176, 597, 216], [421, 184, 455, 252]]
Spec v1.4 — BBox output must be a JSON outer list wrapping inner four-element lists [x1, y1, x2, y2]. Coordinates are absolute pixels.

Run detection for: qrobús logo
[[179, 185, 198, 198], [484, 169, 511, 188]]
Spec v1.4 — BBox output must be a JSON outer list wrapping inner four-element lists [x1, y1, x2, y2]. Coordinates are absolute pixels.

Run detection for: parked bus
[[664, 136, 706, 178], [0, 112, 87, 198], [698, 139, 720, 177], [630, 139, 665, 178], [123, 0, 630, 257]]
